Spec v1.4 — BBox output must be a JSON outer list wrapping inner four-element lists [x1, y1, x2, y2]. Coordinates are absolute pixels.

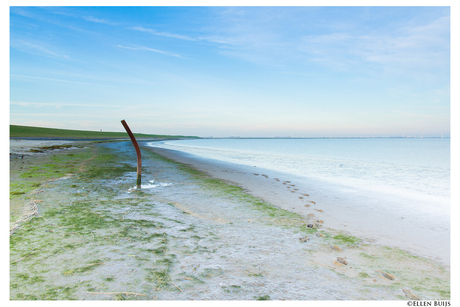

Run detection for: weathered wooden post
[[121, 120, 142, 188]]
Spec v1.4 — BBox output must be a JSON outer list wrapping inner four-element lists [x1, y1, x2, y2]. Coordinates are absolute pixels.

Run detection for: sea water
[[147, 138, 451, 263], [148, 138, 449, 199]]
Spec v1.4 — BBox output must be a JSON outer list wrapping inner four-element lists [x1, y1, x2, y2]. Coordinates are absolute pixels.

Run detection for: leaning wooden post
[[121, 120, 142, 188]]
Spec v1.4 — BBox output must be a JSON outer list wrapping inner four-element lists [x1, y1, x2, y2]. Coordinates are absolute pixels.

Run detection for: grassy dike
[[10, 141, 450, 300], [10, 124, 199, 139]]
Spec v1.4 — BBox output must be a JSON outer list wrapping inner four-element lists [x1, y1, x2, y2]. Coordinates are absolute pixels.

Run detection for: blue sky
[[9, 6, 451, 137]]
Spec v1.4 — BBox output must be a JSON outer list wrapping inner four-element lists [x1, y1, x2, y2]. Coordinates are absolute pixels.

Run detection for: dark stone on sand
[[402, 289, 421, 300], [337, 257, 348, 265], [299, 236, 310, 243]]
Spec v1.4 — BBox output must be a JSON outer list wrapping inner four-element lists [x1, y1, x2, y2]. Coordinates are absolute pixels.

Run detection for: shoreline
[[142, 142, 450, 267], [10, 139, 450, 267], [10, 139, 450, 300]]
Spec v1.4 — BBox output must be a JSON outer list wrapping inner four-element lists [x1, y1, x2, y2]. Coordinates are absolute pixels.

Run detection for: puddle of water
[[128, 180, 173, 192]]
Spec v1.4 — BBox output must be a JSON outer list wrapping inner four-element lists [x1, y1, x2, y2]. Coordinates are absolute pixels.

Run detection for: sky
[[9, 6, 451, 138]]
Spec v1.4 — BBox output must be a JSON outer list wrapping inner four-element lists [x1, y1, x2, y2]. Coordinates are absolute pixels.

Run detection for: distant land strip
[[10, 125, 199, 140]]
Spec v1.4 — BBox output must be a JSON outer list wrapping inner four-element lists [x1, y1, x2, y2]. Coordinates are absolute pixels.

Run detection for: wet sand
[[10, 140, 450, 300], [10, 139, 76, 151], [143, 143, 450, 267]]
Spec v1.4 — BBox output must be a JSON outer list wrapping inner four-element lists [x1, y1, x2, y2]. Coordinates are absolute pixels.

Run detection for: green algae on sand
[[10, 141, 450, 300]]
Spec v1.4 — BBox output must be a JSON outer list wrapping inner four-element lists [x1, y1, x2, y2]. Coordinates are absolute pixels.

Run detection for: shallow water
[[128, 180, 173, 191], [148, 138, 450, 199], [146, 138, 451, 265]]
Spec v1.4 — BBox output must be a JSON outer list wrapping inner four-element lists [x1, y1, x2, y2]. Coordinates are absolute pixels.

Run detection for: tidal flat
[[9, 140, 450, 300]]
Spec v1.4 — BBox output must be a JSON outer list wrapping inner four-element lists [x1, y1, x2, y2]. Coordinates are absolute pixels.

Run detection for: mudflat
[[9, 140, 450, 300]]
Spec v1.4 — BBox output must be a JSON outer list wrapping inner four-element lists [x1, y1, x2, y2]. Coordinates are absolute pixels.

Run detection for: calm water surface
[[149, 138, 449, 200]]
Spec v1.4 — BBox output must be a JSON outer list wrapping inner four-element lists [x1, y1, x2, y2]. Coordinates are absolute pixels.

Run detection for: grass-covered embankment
[[10, 124, 199, 139]]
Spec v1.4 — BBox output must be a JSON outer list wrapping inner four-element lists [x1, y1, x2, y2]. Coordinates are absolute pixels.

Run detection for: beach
[[10, 139, 77, 155], [9, 140, 450, 300], [145, 142, 450, 266]]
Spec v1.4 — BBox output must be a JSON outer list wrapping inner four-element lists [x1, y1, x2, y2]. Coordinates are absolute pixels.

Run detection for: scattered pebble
[[337, 257, 348, 265], [402, 289, 421, 300], [306, 213, 321, 229], [299, 236, 310, 243], [330, 245, 342, 252], [305, 204, 310, 207], [381, 272, 396, 280], [315, 232, 325, 237]]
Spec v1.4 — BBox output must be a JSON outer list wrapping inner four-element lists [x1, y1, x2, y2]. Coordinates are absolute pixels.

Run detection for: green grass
[[16, 150, 93, 179], [79, 155, 137, 180], [332, 234, 361, 246], [247, 273, 264, 277], [10, 149, 95, 200], [10, 181, 41, 198], [62, 260, 105, 276], [358, 272, 371, 278], [11, 142, 194, 300], [10, 124, 199, 139], [20, 163, 73, 179], [222, 285, 242, 293]]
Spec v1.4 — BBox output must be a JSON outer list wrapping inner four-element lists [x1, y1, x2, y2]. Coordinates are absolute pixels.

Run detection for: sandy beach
[[144, 144, 450, 266], [9, 140, 450, 300], [10, 139, 77, 156]]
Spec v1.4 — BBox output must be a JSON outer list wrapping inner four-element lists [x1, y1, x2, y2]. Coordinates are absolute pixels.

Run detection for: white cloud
[[82, 16, 116, 25], [130, 26, 195, 41], [292, 14, 450, 79], [10, 40, 72, 60], [356, 17, 450, 68], [10, 101, 124, 109], [117, 45, 183, 58], [194, 7, 450, 77], [10, 74, 109, 87]]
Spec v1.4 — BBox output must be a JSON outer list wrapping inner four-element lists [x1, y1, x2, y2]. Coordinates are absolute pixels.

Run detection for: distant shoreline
[[10, 136, 171, 141], [9, 124, 200, 140]]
